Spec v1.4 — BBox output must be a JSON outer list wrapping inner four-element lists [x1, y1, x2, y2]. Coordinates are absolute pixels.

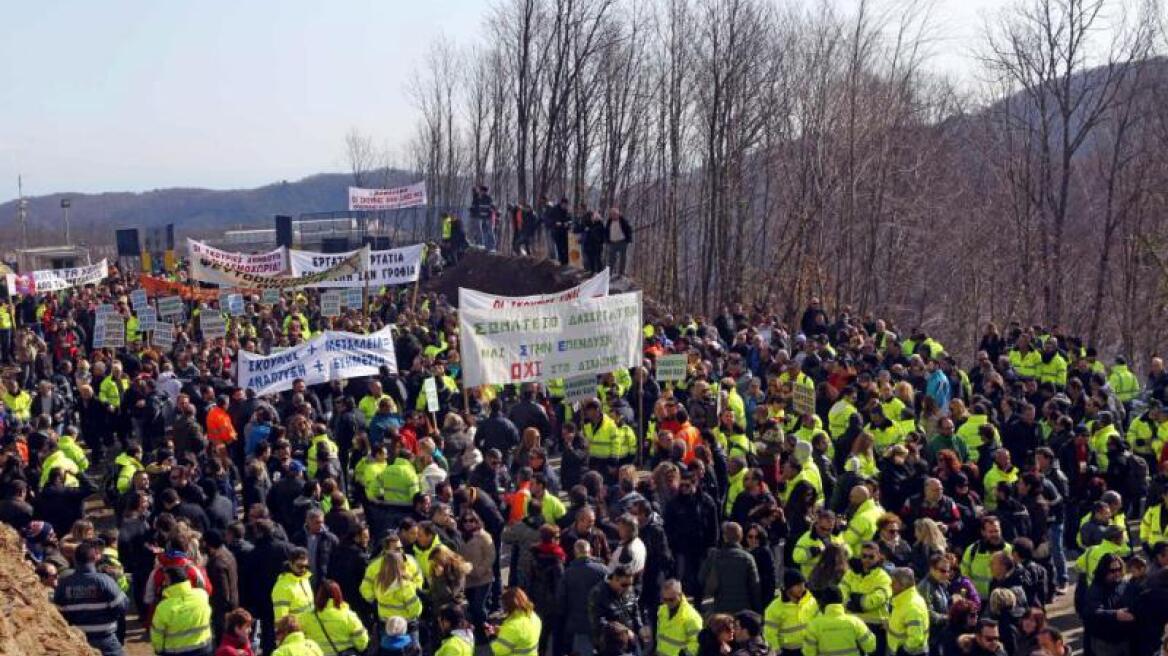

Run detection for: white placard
[[459, 291, 642, 387], [157, 295, 184, 319], [153, 323, 175, 349], [262, 288, 281, 305], [95, 317, 125, 348], [228, 294, 245, 316], [130, 289, 148, 310], [347, 182, 427, 211], [236, 326, 399, 396], [189, 239, 286, 286], [656, 354, 688, 383], [343, 287, 364, 308], [563, 376, 598, 404], [96, 303, 117, 320], [321, 291, 342, 317], [288, 244, 424, 288], [138, 307, 158, 333], [5, 259, 109, 295], [201, 312, 227, 340], [423, 377, 440, 412], [458, 269, 610, 310]]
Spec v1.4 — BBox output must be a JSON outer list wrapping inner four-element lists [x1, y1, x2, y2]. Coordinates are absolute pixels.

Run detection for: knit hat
[[783, 569, 806, 589]]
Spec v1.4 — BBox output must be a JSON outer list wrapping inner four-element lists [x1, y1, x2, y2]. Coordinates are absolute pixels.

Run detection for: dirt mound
[[0, 524, 99, 656], [424, 249, 668, 310], [424, 250, 595, 304]]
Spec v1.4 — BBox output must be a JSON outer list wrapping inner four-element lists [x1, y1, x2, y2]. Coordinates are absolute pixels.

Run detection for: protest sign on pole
[[235, 326, 398, 396], [261, 288, 281, 305], [459, 291, 642, 387], [228, 294, 245, 316], [218, 290, 231, 310], [188, 239, 286, 286], [5, 259, 108, 295], [95, 317, 125, 349], [137, 307, 157, 333], [655, 354, 688, 383], [96, 304, 117, 320], [423, 377, 440, 413], [153, 324, 175, 349], [347, 182, 427, 211], [793, 384, 816, 418], [321, 291, 342, 317], [130, 289, 148, 310], [288, 244, 424, 288], [563, 376, 598, 405], [343, 287, 364, 308], [458, 269, 609, 310], [157, 296, 184, 319], [200, 313, 227, 340]]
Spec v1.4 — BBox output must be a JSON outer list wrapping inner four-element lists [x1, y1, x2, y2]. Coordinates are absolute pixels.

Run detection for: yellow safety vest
[[763, 591, 818, 650], [841, 566, 892, 625], [1140, 504, 1168, 548], [961, 542, 1012, 598], [888, 588, 929, 655], [792, 529, 850, 577], [150, 581, 213, 655], [378, 457, 420, 506], [1108, 365, 1141, 402], [272, 571, 314, 621], [805, 604, 877, 656], [297, 603, 370, 655], [843, 499, 884, 552], [656, 598, 703, 656], [491, 611, 541, 656]]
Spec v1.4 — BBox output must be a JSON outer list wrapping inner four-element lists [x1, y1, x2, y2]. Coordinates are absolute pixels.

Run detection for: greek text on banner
[[458, 291, 642, 387], [288, 243, 424, 288], [458, 269, 609, 310], [348, 182, 427, 211], [236, 326, 398, 396], [6, 259, 108, 294], [188, 239, 286, 286]]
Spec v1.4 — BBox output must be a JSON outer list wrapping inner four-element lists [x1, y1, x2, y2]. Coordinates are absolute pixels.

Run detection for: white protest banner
[[321, 291, 342, 317], [347, 182, 427, 211], [157, 295, 184, 319], [200, 312, 227, 340], [5, 259, 108, 295], [655, 354, 688, 383], [188, 239, 286, 286], [459, 291, 642, 387], [130, 289, 148, 310], [422, 377, 440, 413], [563, 376, 598, 405], [261, 288, 281, 305], [198, 246, 366, 290], [153, 323, 175, 349], [288, 244, 424, 288], [96, 304, 117, 320], [235, 326, 398, 396], [343, 287, 363, 308], [138, 307, 158, 333], [458, 269, 610, 310]]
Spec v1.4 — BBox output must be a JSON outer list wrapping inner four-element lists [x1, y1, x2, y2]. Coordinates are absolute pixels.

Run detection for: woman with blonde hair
[[428, 545, 472, 611], [488, 587, 541, 656], [361, 550, 422, 642], [911, 518, 948, 578]]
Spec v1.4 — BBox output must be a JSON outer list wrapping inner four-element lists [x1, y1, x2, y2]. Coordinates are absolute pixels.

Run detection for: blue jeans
[[1049, 521, 1067, 586], [479, 220, 496, 251], [466, 584, 490, 628]]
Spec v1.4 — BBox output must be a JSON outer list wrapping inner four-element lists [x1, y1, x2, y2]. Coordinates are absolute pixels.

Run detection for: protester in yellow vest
[[804, 586, 877, 656], [272, 549, 315, 621], [490, 588, 541, 656], [888, 567, 929, 656], [656, 579, 702, 656], [151, 568, 213, 656], [764, 570, 819, 652]]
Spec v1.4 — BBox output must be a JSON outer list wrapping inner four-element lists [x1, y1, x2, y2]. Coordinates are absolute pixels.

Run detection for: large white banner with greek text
[[5, 259, 108, 294], [459, 291, 642, 387], [188, 239, 286, 286], [347, 182, 427, 211], [288, 243, 424, 288], [458, 269, 610, 310], [236, 326, 398, 396]]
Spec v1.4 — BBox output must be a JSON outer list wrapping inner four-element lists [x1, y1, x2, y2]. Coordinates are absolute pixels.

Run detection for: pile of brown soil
[[423, 250, 595, 304], [0, 524, 98, 656]]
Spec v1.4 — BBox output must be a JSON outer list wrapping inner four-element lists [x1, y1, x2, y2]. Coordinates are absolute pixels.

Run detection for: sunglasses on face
[[861, 554, 878, 561]]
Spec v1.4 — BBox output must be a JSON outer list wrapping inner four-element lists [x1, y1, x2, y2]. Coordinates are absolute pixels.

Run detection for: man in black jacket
[[664, 473, 720, 597], [478, 398, 520, 466], [558, 540, 609, 656], [548, 197, 572, 264], [292, 508, 338, 586], [509, 384, 551, 445], [588, 565, 642, 650]]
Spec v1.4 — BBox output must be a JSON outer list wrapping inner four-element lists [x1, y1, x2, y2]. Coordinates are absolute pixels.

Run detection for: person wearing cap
[[1140, 487, 1168, 549], [782, 441, 823, 504], [1076, 524, 1131, 587], [803, 586, 877, 656], [888, 567, 929, 656], [1090, 412, 1121, 470], [655, 578, 702, 656], [764, 569, 819, 655]]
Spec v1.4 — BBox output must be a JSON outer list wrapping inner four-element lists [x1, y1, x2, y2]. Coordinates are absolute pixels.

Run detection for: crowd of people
[[2, 246, 1168, 656]]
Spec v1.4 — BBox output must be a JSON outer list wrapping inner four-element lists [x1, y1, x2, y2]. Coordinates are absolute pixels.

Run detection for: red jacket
[[215, 632, 255, 656]]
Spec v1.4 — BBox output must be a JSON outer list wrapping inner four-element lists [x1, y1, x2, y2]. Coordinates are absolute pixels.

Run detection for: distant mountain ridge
[[0, 170, 418, 245]]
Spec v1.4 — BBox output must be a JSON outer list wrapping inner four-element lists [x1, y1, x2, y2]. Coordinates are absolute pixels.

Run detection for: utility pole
[[17, 176, 28, 249], [61, 198, 72, 243]]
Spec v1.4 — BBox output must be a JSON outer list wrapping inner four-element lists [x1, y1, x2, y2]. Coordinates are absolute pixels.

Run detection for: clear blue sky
[[0, 0, 1009, 201]]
